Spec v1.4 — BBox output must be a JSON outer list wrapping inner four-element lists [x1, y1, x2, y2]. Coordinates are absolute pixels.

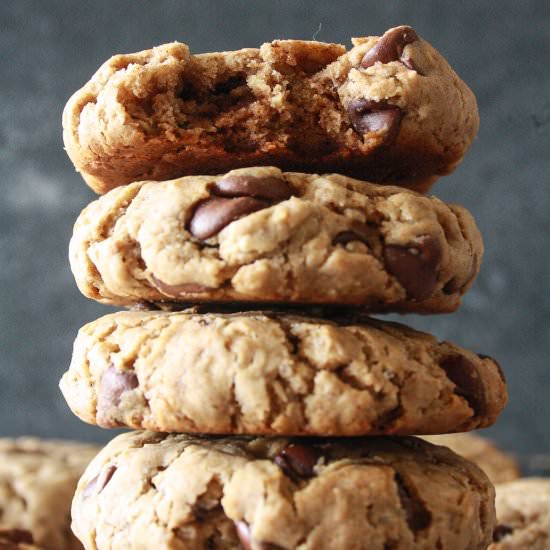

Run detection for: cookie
[[60, 310, 507, 436], [422, 433, 520, 485], [490, 478, 550, 549], [62, 26, 478, 194], [0, 437, 99, 550], [71, 432, 495, 550], [69, 167, 482, 311]]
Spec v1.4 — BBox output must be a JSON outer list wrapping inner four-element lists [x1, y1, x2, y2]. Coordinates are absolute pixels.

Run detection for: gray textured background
[[1, 1, 548, 455]]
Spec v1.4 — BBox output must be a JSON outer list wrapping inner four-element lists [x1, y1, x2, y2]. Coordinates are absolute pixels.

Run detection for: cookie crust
[[71, 432, 495, 550], [60, 310, 507, 436], [69, 167, 483, 311]]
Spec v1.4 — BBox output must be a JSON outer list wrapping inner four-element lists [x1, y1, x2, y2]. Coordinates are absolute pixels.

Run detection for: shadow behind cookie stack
[[60, 26, 507, 549]]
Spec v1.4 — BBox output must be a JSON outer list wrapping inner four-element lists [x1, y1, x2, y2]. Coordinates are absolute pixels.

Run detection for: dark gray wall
[[1, 1, 549, 455]]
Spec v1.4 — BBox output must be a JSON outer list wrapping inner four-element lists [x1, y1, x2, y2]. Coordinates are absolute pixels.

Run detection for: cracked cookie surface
[[489, 478, 550, 550], [71, 432, 495, 550], [59, 310, 507, 436], [0, 438, 99, 550], [62, 26, 478, 194], [422, 433, 519, 485], [69, 167, 483, 311]]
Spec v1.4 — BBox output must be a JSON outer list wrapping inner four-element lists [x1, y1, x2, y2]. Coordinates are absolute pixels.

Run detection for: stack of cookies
[[60, 26, 508, 549]]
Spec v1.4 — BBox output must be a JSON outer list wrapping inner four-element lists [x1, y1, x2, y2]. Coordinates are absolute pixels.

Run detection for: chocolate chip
[[493, 524, 514, 542], [394, 473, 431, 532], [440, 355, 486, 416], [188, 174, 295, 241], [151, 275, 212, 297], [0, 529, 34, 544], [348, 100, 403, 144], [97, 366, 138, 426], [361, 26, 419, 70], [214, 175, 294, 202], [189, 197, 268, 240], [83, 465, 117, 498], [274, 443, 322, 480], [384, 235, 442, 301]]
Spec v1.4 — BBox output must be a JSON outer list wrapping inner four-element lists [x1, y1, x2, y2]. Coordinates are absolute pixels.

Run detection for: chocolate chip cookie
[[69, 167, 483, 311], [71, 431, 495, 550], [60, 310, 507, 436], [63, 26, 478, 194], [490, 478, 550, 549], [0, 437, 99, 550], [422, 433, 520, 485]]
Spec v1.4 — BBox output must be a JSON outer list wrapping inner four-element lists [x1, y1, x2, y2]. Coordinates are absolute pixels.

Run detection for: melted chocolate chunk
[[384, 235, 442, 301], [394, 473, 431, 532], [151, 276, 212, 297], [83, 465, 117, 498], [189, 197, 268, 240], [188, 175, 295, 241], [214, 175, 294, 202], [361, 26, 419, 70], [440, 355, 486, 416], [348, 100, 403, 145], [97, 366, 139, 426], [274, 443, 322, 480]]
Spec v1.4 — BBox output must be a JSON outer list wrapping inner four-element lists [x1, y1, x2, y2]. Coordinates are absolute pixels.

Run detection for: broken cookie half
[[63, 26, 479, 194]]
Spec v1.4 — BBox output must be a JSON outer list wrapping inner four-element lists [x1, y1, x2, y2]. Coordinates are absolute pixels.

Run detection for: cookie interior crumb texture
[[63, 26, 479, 194]]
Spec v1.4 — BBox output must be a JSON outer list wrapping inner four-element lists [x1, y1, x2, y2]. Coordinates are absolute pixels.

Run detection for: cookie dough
[[490, 478, 550, 549], [63, 26, 479, 194], [0, 437, 99, 550], [422, 433, 519, 485], [71, 432, 495, 550], [60, 310, 507, 436], [69, 167, 483, 311]]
